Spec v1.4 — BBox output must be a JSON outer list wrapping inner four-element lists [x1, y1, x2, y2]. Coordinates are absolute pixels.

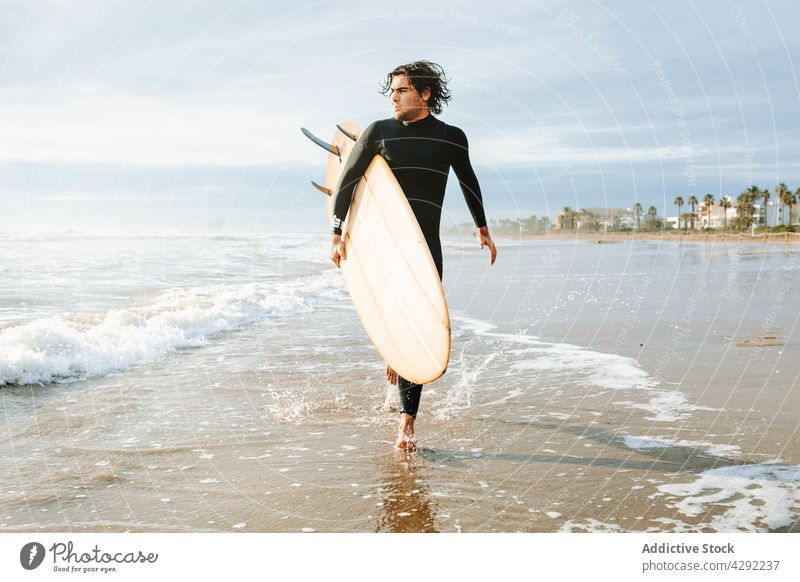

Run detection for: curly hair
[[380, 61, 452, 115]]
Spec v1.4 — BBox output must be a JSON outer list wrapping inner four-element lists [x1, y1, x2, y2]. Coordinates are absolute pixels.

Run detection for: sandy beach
[[1, 232, 798, 532], [507, 230, 800, 245]]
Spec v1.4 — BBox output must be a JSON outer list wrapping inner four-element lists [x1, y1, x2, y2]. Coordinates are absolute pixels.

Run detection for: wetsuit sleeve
[[449, 126, 488, 229], [332, 122, 380, 235]]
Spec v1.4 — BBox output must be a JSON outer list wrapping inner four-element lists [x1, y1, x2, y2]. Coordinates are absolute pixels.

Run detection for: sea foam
[[657, 463, 800, 531], [0, 272, 342, 385], [453, 315, 697, 421]]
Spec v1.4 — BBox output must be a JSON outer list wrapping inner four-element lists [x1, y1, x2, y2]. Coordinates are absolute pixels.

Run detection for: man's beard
[[394, 107, 420, 121]]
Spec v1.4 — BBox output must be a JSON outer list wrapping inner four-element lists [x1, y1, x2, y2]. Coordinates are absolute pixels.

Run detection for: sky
[[1, 0, 798, 233]]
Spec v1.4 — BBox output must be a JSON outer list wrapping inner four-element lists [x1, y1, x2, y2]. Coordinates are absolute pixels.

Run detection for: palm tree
[[743, 185, 760, 225], [633, 202, 642, 229], [746, 184, 760, 212], [559, 206, 570, 230], [750, 186, 769, 226], [703, 194, 714, 228], [735, 193, 756, 229], [647, 206, 657, 221], [776, 183, 789, 225], [560, 206, 579, 230], [744, 184, 769, 226], [687, 195, 698, 230], [674, 196, 684, 229], [719, 196, 731, 229], [794, 188, 800, 225], [781, 189, 798, 226]]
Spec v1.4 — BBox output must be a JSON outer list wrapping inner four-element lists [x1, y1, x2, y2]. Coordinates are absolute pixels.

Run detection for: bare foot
[[394, 412, 416, 452]]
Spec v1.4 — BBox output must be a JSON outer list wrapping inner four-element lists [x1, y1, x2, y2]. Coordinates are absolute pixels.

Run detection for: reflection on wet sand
[[375, 451, 438, 532]]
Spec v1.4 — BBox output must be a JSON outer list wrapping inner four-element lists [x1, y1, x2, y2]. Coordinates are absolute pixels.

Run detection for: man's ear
[[421, 86, 431, 103]]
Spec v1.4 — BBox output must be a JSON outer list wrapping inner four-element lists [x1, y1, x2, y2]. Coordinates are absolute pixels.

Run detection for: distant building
[[698, 201, 738, 229], [557, 200, 796, 231], [584, 208, 637, 229], [555, 207, 636, 230], [772, 201, 798, 226]]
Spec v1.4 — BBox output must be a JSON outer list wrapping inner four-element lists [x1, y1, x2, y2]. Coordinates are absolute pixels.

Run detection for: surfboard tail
[[301, 127, 340, 158], [311, 181, 332, 196]]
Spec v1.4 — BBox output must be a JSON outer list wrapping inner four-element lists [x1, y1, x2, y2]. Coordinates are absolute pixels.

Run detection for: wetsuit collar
[[401, 113, 435, 127]]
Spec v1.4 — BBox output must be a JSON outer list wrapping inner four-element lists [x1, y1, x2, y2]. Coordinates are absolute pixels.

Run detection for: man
[[329, 61, 497, 451]]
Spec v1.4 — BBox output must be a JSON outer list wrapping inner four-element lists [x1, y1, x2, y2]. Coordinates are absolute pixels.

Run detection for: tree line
[[672, 183, 798, 230], [443, 184, 798, 235], [561, 183, 799, 232], [443, 215, 551, 235]]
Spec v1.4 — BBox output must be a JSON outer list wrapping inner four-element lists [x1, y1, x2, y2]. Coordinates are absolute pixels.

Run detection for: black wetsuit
[[332, 114, 487, 418]]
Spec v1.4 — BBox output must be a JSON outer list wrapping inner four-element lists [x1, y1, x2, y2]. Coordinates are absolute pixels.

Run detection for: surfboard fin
[[311, 181, 332, 196], [301, 127, 340, 157], [336, 124, 358, 142]]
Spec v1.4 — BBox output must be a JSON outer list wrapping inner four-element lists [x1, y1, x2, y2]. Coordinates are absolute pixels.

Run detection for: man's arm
[[450, 127, 497, 265], [330, 122, 379, 267]]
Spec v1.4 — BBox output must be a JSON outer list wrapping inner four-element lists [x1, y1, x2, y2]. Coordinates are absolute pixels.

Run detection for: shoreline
[[475, 230, 800, 244]]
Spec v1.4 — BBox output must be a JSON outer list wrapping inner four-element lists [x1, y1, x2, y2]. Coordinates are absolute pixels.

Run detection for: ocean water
[[1, 231, 798, 532]]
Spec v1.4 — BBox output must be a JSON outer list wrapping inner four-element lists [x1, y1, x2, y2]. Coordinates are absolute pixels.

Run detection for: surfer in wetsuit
[[329, 61, 497, 451]]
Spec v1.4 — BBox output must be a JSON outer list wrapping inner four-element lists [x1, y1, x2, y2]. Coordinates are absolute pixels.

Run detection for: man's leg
[[391, 251, 438, 451], [396, 376, 422, 450]]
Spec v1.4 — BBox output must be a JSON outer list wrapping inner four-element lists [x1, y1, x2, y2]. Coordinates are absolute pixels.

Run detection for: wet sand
[[1, 237, 798, 532]]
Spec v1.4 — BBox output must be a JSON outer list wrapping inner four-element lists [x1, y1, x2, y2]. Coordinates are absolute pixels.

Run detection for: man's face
[[390, 74, 430, 122]]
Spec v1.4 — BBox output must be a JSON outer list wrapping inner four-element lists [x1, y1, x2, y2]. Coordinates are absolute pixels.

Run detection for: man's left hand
[[478, 226, 497, 265]]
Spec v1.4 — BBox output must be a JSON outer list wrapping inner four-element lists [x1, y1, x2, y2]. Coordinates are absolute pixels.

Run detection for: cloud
[[0, 84, 316, 165], [1, 0, 798, 229]]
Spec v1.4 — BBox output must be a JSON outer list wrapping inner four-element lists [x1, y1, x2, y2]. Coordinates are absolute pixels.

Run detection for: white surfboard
[[309, 122, 451, 384]]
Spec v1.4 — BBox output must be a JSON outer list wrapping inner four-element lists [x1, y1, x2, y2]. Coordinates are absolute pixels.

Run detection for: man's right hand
[[330, 234, 346, 268]]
